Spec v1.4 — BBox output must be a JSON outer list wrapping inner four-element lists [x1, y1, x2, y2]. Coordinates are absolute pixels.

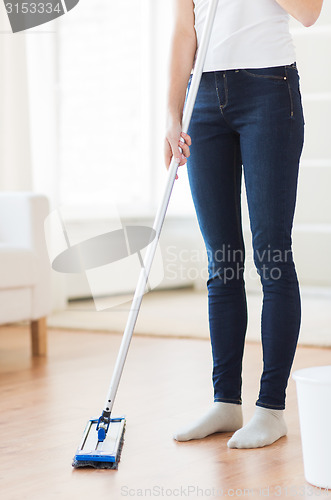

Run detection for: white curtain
[[0, 5, 66, 310], [0, 4, 59, 200], [0, 7, 32, 190]]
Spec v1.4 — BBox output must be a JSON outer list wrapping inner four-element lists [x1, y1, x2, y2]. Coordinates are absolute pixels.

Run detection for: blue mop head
[[72, 417, 126, 469]]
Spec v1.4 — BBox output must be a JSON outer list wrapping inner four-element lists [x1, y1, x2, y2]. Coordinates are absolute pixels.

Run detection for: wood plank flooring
[[1, 325, 331, 500]]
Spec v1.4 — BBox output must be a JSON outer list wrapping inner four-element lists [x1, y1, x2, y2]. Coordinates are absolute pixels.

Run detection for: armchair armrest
[[0, 192, 48, 249], [0, 192, 51, 318]]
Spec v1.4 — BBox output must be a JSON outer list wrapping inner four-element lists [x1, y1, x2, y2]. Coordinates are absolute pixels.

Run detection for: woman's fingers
[[178, 132, 192, 160], [178, 140, 190, 159], [169, 139, 186, 166], [164, 127, 192, 179], [178, 132, 192, 158], [181, 132, 192, 146]]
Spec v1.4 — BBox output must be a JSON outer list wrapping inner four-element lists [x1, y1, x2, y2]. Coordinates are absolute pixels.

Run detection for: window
[[58, 0, 154, 216]]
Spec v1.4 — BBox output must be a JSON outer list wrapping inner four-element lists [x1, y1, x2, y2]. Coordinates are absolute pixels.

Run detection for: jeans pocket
[[241, 67, 287, 82]]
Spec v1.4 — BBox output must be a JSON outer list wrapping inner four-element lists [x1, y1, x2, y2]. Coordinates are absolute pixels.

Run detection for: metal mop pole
[[97, 0, 219, 438]]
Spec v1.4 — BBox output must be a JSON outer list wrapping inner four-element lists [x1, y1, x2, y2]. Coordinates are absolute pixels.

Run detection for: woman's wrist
[[167, 119, 182, 131], [166, 109, 183, 128]]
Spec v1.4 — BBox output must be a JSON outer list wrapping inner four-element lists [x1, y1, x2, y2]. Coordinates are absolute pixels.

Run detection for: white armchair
[[0, 192, 51, 356]]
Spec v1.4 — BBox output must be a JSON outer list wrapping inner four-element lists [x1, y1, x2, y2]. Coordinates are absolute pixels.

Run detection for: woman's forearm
[[164, 0, 196, 170], [166, 31, 197, 125], [275, 0, 323, 27]]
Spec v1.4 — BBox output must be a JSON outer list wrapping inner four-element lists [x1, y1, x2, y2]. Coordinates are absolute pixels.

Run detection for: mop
[[72, 0, 220, 469]]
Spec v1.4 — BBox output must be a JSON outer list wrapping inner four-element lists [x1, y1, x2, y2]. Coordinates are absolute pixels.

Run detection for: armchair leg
[[31, 317, 47, 356]]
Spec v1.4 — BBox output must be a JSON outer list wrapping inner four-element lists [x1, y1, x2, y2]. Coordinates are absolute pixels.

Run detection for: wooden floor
[[1, 325, 331, 500]]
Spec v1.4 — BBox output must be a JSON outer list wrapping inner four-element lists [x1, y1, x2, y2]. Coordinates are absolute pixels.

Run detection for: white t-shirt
[[193, 0, 296, 71]]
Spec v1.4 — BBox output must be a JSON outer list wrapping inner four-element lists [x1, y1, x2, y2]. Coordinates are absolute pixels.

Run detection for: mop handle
[[102, 0, 219, 417]]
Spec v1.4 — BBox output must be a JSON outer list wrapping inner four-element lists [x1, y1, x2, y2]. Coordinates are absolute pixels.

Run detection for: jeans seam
[[214, 72, 228, 110], [281, 92, 294, 256], [233, 143, 244, 252], [256, 401, 285, 409], [285, 66, 294, 118], [223, 73, 228, 108], [215, 397, 242, 404], [214, 72, 221, 108], [214, 72, 233, 129]]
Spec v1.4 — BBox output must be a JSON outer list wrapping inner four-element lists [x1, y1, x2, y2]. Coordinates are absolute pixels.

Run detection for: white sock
[[173, 402, 243, 442], [227, 406, 287, 449]]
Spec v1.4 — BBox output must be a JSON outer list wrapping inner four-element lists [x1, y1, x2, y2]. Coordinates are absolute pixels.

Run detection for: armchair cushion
[[0, 245, 37, 288]]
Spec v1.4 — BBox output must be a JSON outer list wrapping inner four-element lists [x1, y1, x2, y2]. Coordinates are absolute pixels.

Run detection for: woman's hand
[[164, 122, 192, 179]]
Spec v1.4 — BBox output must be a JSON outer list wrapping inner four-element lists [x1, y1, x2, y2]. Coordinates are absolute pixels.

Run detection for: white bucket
[[293, 365, 331, 489]]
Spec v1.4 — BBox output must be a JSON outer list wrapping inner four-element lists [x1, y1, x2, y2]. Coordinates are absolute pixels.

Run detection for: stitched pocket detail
[[241, 69, 287, 81]]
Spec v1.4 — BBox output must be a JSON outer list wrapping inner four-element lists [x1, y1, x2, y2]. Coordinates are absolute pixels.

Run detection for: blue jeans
[[186, 64, 304, 410]]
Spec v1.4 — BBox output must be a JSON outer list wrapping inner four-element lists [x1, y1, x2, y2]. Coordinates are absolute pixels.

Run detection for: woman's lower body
[[174, 64, 304, 447]]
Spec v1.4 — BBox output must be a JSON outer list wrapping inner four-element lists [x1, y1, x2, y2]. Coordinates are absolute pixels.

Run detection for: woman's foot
[[227, 406, 287, 449], [173, 402, 243, 442]]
